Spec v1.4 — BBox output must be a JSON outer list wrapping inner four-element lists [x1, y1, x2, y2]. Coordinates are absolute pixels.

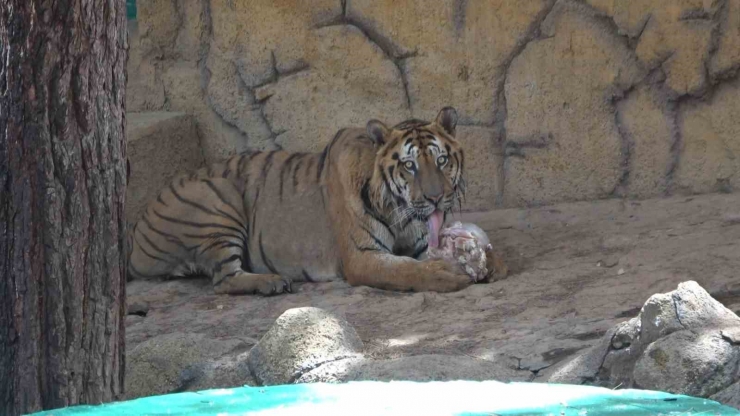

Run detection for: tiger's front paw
[[214, 272, 293, 296], [420, 258, 474, 293], [253, 274, 293, 296]]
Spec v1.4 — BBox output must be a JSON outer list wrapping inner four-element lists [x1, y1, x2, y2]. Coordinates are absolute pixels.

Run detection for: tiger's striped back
[[128, 107, 480, 296], [128, 147, 336, 294]]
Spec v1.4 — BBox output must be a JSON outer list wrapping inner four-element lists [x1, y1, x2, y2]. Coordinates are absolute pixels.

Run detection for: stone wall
[[127, 0, 740, 210]]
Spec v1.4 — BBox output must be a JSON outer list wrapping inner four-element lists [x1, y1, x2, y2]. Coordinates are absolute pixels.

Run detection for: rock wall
[[127, 0, 740, 209]]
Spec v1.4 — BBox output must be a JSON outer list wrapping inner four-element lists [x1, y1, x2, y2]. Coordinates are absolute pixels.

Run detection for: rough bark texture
[[0, 0, 127, 415]]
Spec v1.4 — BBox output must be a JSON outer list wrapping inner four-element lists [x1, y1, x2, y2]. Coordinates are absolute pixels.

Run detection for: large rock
[[675, 77, 740, 194], [125, 112, 204, 223], [247, 307, 365, 385], [127, 9, 254, 163], [587, 0, 718, 96], [135, 0, 180, 58], [127, 0, 740, 207], [710, 0, 740, 78], [347, 0, 552, 124], [159, 62, 250, 162], [126, 21, 166, 111], [547, 281, 740, 403], [617, 82, 673, 198], [255, 24, 411, 152], [125, 333, 251, 400], [455, 126, 504, 210], [503, 0, 644, 206], [633, 330, 740, 397], [209, 0, 340, 88], [712, 380, 740, 410], [205, 49, 276, 152]]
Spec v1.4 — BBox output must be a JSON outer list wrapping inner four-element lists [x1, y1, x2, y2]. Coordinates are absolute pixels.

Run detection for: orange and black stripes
[[128, 107, 467, 296], [130, 146, 331, 281]]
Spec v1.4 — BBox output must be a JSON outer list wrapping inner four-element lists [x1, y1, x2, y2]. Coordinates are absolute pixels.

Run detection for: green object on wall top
[[127, 0, 136, 20]]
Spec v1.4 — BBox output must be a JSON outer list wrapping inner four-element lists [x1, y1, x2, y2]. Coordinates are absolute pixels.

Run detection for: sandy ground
[[127, 192, 740, 377]]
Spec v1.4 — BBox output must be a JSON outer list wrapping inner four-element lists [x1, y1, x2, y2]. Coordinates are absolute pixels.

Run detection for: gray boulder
[[247, 307, 364, 385], [125, 332, 251, 399], [633, 330, 740, 398], [547, 281, 740, 408]]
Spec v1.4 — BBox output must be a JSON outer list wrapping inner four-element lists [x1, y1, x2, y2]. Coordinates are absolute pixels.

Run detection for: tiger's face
[[367, 107, 465, 247]]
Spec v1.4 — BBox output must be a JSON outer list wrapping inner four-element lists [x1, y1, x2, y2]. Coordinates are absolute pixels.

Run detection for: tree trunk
[[0, 0, 127, 414]]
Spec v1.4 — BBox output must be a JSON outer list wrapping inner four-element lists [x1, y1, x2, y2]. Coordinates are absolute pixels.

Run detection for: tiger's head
[[366, 107, 465, 248]]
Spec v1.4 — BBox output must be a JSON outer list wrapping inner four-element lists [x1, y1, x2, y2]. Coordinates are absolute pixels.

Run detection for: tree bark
[[0, 0, 127, 415]]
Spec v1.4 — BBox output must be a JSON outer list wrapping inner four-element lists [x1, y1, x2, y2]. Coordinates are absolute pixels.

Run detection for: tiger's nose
[[425, 193, 443, 205]]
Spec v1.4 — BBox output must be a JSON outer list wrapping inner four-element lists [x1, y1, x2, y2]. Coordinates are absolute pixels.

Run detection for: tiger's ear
[[366, 119, 389, 146], [435, 107, 458, 136]]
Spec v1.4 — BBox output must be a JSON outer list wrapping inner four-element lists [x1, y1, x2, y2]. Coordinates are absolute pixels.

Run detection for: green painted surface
[[126, 0, 136, 20], [28, 381, 739, 415]]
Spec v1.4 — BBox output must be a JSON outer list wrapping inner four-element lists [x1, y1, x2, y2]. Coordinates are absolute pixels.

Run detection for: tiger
[[128, 107, 499, 296]]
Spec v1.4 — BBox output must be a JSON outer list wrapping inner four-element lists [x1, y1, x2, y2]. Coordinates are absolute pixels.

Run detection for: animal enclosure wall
[[126, 0, 740, 210]]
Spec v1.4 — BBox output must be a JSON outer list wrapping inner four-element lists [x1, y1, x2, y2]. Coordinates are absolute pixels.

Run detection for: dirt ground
[[126, 192, 740, 377]]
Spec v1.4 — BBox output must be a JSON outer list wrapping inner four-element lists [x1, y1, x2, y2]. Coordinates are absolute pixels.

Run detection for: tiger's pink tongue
[[427, 210, 444, 249]]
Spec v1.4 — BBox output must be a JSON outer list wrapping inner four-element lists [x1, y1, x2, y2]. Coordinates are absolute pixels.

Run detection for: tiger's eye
[[404, 161, 415, 171], [437, 155, 448, 166]]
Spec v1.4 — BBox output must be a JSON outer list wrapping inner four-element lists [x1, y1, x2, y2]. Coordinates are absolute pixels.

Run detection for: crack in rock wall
[[127, 0, 740, 210]]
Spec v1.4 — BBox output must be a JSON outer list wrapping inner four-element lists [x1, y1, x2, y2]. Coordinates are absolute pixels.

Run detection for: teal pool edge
[[27, 381, 740, 416]]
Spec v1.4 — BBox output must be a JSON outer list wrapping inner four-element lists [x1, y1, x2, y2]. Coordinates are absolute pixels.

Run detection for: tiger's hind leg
[[130, 176, 292, 296], [211, 244, 292, 295]]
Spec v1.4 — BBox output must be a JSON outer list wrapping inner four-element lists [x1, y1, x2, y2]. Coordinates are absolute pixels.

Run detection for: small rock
[[596, 258, 619, 268], [247, 307, 364, 385], [610, 319, 640, 350], [617, 268, 625, 276], [127, 301, 149, 317]]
